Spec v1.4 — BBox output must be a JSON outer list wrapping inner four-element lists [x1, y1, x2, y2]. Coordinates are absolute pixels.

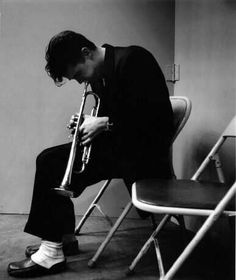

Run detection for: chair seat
[[135, 179, 235, 212]]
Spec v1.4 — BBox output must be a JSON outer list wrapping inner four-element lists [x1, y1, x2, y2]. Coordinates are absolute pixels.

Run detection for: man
[[8, 30, 174, 277]]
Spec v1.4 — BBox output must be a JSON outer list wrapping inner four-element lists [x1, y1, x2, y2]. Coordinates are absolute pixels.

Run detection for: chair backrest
[[222, 115, 236, 138], [170, 96, 192, 143]]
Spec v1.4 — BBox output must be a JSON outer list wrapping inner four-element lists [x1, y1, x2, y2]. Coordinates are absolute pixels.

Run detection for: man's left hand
[[79, 115, 109, 146]]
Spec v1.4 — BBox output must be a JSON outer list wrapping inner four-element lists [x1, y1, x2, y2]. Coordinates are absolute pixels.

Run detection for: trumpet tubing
[[53, 82, 100, 197]]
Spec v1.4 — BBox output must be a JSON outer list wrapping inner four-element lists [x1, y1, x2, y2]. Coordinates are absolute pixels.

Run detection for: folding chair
[[128, 115, 236, 280], [87, 96, 192, 267], [75, 179, 113, 234]]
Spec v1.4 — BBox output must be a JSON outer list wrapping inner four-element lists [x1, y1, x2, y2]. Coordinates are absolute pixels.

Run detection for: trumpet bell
[[53, 187, 76, 198]]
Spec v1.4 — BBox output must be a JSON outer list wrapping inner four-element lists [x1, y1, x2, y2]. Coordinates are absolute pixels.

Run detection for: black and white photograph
[[0, 0, 235, 279]]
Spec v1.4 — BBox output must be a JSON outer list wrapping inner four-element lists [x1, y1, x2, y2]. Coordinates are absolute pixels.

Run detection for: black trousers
[[24, 142, 173, 242], [24, 143, 136, 242]]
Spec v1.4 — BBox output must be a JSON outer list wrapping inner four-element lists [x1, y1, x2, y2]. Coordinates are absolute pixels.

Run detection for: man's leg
[[8, 143, 105, 277], [24, 143, 77, 241], [24, 143, 110, 255]]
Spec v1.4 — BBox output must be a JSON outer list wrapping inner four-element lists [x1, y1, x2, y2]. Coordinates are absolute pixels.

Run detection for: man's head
[[45, 30, 103, 86]]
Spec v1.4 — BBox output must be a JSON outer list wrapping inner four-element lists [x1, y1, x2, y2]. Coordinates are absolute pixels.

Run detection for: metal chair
[[75, 96, 192, 235], [86, 96, 192, 267], [128, 115, 236, 280], [75, 179, 113, 234]]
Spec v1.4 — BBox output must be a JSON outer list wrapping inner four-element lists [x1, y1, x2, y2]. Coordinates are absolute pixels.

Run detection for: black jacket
[[92, 44, 174, 179]]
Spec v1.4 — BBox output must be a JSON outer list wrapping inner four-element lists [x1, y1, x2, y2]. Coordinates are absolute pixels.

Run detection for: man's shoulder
[[104, 44, 151, 59], [112, 45, 154, 70], [115, 45, 151, 58]]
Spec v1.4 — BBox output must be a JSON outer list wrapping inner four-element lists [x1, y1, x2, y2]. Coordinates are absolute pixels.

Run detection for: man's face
[[65, 48, 98, 84], [65, 60, 95, 84]]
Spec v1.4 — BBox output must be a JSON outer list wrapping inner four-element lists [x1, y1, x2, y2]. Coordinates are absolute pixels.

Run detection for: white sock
[[31, 240, 65, 269]]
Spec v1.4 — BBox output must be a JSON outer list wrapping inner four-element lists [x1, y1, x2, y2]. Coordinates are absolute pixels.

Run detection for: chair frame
[[75, 96, 191, 235], [128, 116, 236, 280], [84, 96, 192, 267], [75, 179, 113, 234]]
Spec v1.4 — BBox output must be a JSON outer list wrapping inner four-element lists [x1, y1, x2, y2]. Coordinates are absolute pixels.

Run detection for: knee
[[36, 148, 54, 168], [35, 144, 70, 171]]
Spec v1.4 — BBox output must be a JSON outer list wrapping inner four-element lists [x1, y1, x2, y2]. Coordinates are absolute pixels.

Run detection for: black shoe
[[25, 240, 79, 257], [8, 258, 66, 277]]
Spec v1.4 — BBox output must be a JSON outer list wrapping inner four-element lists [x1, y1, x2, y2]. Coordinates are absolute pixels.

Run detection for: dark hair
[[45, 30, 96, 86]]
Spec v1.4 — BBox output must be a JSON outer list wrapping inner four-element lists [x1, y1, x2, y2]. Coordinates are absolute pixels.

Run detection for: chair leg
[[127, 214, 171, 276], [173, 215, 187, 246], [88, 201, 133, 267], [75, 179, 112, 235], [150, 214, 157, 229], [153, 238, 165, 278], [174, 215, 186, 230], [163, 183, 236, 280]]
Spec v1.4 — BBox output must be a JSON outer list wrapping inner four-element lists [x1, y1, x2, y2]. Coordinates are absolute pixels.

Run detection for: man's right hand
[[67, 113, 79, 136]]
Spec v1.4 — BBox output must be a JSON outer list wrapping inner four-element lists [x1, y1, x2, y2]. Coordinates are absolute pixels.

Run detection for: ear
[[81, 47, 92, 58]]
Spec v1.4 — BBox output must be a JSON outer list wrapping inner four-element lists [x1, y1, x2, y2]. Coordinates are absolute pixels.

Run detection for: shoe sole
[[8, 261, 66, 278]]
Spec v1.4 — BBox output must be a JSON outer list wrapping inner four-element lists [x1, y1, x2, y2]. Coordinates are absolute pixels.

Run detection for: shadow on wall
[[181, 130, 235, 258], [225, 0, 236, 10], [181, 132, 235, 185]]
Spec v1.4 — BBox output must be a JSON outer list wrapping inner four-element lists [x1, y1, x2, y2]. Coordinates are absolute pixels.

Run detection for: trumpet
[[53, 82, 100, 198]]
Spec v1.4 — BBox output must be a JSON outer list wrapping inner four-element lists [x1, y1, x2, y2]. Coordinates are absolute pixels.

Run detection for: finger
[[81, 134, 89, 141], [81, 129, 101, 141], [67, 123, 75, 130], [68, 129, 75, 139], [79, 123, 85, 132], [81, 138, 91, 146], [69, 116, 78, 126], [68, 128, 75, 136], [72, 115, 79, 121]]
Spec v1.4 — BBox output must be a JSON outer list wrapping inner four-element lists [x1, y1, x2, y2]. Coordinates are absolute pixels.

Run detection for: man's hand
[[79, 116, 109, 146], [67, 113, 79, 137]]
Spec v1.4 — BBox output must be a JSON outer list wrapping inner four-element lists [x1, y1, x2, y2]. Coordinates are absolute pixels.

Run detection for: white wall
[[0, 0, 175, 215], [174, 0, 236, 230]]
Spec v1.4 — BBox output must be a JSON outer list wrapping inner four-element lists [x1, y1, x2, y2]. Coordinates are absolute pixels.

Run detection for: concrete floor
[[0, 214, 234, 280]]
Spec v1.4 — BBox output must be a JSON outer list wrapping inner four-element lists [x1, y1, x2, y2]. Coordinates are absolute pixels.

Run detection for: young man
[[8, 30, 174, 277]]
